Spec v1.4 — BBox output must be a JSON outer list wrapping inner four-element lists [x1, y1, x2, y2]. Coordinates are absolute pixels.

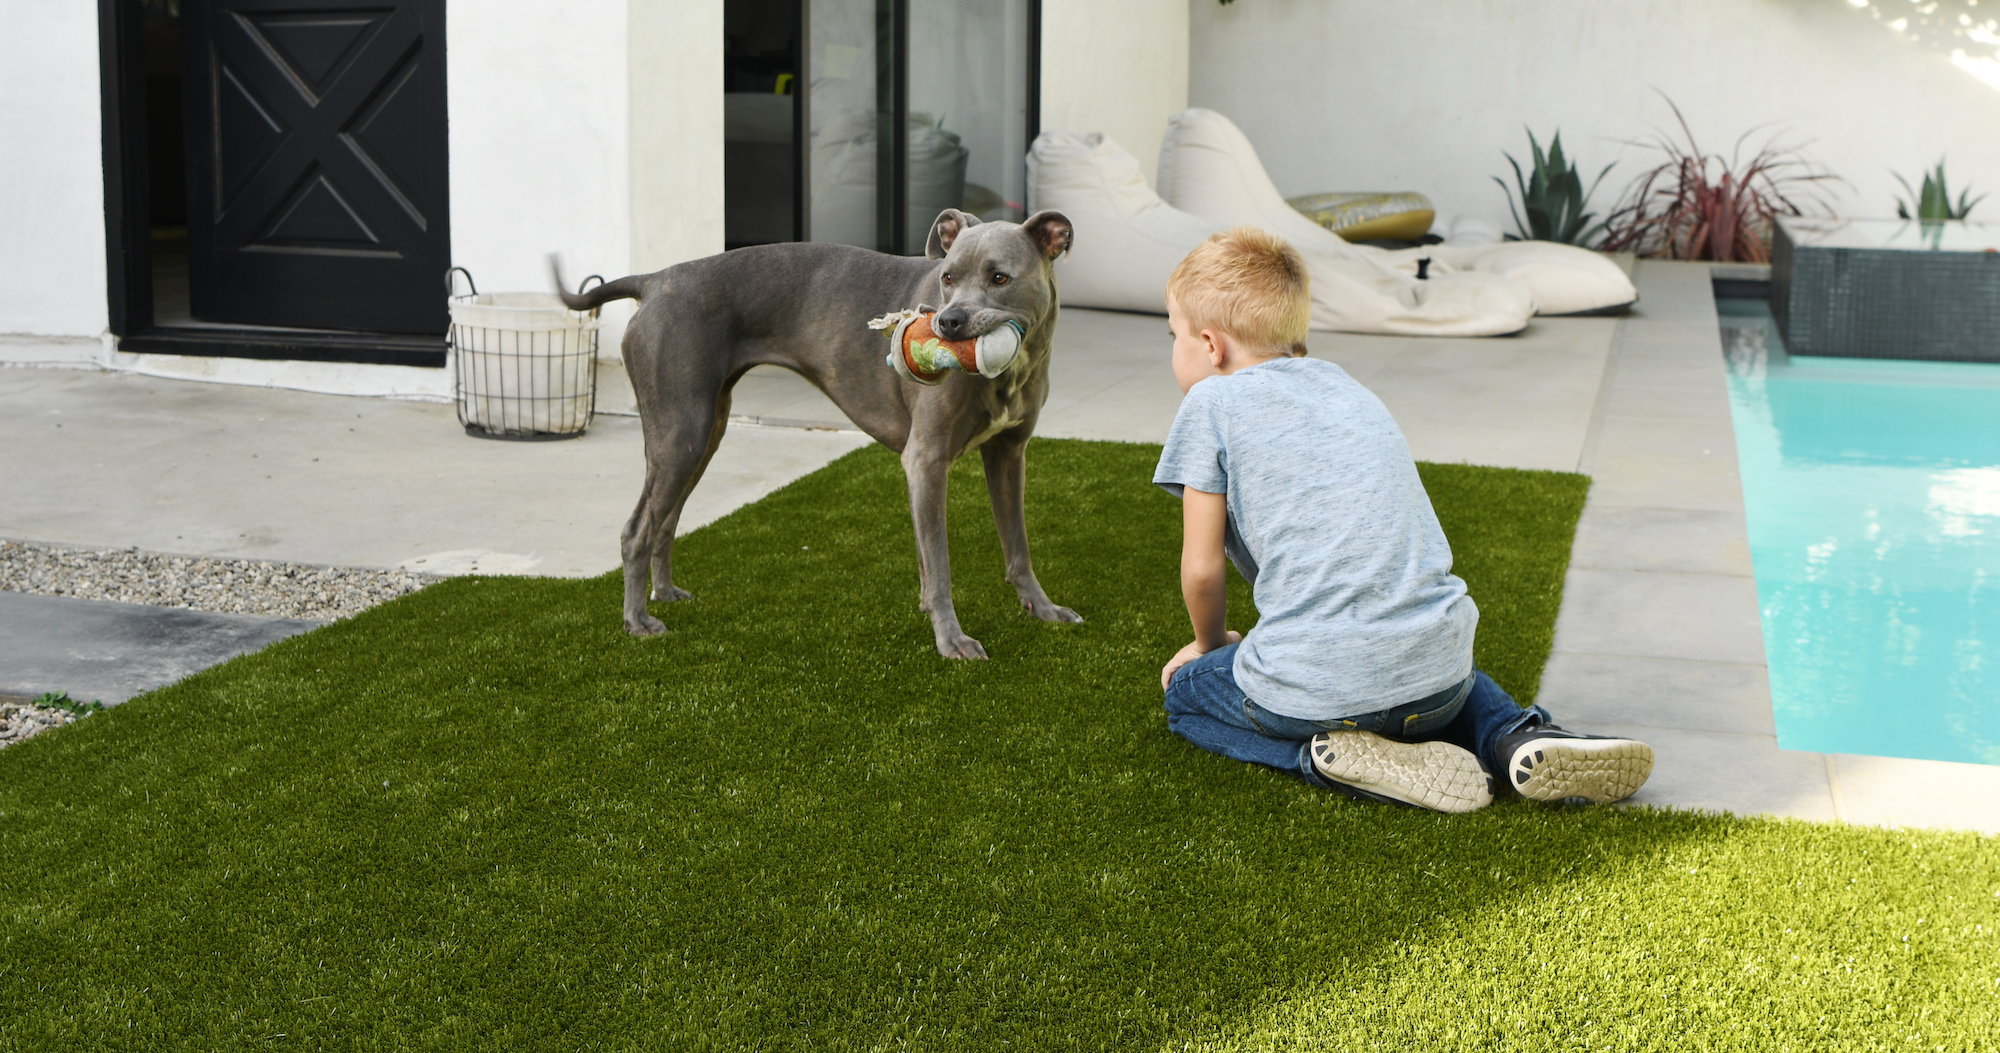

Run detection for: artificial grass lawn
[[2, 439, 1995, 1051]]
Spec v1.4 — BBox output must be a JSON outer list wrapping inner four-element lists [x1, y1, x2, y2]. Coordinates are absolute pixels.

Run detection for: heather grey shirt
[[1154, 356, 1477, 720]]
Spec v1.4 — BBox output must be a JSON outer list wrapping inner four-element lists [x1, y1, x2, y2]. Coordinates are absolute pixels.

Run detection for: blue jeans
[[1162, 643, 1548, 789]]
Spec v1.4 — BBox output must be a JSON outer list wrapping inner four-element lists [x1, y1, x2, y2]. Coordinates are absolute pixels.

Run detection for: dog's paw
[[651, 584, 693, 603], [1029, 601, 1084, 624], [625, 613, 667, 636], [937, 634, 989, 660]]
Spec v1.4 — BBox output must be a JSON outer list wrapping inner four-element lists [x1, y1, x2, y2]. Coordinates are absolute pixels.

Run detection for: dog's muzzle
[[872, 310, 1026, 385]]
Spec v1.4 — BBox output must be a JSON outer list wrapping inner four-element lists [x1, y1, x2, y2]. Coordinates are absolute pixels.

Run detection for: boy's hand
[[1161, 631, 1242, 691]]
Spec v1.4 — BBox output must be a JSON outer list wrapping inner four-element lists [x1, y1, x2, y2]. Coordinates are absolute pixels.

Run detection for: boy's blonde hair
[[1166, 226, 1311, 355]]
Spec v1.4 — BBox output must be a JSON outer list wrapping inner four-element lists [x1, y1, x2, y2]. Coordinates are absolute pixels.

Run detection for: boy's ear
[[1202, 328, 1229, 369]]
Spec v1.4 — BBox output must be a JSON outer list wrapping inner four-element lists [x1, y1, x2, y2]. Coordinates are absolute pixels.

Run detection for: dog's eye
[[941, 273, 954, 286], [991, 272, 1010, 286]]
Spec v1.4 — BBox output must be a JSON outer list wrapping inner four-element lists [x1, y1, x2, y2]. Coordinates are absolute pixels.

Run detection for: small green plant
[[1894, 159, 1983, 221], [32, 691, 104, 717], [1494, 129, 1614, 246]]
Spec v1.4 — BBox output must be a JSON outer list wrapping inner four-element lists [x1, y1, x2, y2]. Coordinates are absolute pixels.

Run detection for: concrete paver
[[0, 590, 318, 704], [1569, 507, 1752, 577], [1550, 568, 1766, 667], [1536, 653, 1775, 737], [0, 367, 872, 577], [1590, 721, 1842, 823], [1545, 259, 2000, 834], [1828, 754, 2000, 832]]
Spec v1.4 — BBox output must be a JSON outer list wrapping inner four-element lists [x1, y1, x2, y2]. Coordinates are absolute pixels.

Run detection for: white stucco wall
[[0, 0, 109, 339], [1042, 0, 1190, 188], [630, 0, 725, 273], [1190, 0, 2000, 234], [448, 0, 631, 294]]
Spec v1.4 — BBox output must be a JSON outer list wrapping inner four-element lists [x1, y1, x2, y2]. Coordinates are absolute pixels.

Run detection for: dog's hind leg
[[980, 431, 1082, 624], [622, 427, 711, 635], [620, 409, 723, 635], [645, 388, 733, 604], [621, 462, 669, 635]]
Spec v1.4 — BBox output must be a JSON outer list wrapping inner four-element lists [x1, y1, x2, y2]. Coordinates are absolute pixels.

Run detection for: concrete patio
[[3, 258, 1996, 833]]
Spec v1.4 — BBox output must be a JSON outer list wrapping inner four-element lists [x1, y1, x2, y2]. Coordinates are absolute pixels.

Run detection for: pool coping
[[1540, 259, 2000, 835]]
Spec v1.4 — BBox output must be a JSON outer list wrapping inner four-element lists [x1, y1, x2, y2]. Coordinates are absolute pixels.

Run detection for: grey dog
[[558, 209, 1080, 659]]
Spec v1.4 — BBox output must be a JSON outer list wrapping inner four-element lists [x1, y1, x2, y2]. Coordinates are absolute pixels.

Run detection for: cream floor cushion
[[1159, 109, 1636, 319], [1421, 241, 1636, 317], [1025, 131, 1225, 315], [1427, 211, 1504, 248], [1027, 131, 1532, 337]]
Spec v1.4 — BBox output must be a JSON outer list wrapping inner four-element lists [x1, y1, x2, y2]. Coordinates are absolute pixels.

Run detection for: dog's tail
[[549, 253, 648, 311]]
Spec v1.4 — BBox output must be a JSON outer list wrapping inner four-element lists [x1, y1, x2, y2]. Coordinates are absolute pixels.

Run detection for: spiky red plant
[[1599, 94, 1841, 263]]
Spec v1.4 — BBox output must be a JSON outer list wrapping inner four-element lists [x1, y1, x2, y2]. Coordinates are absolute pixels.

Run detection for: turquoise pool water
[[1720, 298, 2000, 766]]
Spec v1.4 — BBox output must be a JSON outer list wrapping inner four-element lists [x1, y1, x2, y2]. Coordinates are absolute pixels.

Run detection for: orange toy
[[871, 308, 1025, 386]]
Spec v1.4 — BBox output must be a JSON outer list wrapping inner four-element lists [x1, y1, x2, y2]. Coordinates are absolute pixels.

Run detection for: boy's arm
[[1162, 487, 1240, 689], [1182, 487, 1230, 648]]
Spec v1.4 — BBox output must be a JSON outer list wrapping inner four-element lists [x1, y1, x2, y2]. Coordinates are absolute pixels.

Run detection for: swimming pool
[[1720, 297, 2000, 766]]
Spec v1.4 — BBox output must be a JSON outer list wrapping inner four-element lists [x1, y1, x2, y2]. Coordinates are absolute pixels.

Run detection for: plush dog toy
[[870, 307, 1025, 385]]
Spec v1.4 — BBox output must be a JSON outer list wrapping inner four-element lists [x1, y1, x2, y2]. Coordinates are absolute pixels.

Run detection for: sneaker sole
[[1310, 731, 1493, 813], [1508, 737, 1654, 804]]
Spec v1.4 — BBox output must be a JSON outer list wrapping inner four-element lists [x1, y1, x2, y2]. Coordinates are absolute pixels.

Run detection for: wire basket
[[448, 267, 603, 440]]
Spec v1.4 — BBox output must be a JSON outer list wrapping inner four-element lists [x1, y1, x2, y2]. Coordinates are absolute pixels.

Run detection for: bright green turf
[[2, 440, 1995, 1051]]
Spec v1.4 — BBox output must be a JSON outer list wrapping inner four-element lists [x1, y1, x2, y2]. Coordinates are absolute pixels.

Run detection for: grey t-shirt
[[1153, 356, 1477, 720]]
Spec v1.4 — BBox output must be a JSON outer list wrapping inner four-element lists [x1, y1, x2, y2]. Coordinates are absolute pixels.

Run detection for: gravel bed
[[1, 700, 86, 750], [0, 539, 436, 621]]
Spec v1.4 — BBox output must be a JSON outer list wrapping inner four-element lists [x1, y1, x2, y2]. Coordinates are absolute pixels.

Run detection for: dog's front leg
[[981, 435, 1082, 624], [903, 446, 987, 659]]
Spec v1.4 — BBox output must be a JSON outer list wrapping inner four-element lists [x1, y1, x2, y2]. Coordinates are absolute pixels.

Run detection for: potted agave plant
[[1893, 160, 1984, 249], [1494, 129, 1614, 246], [1894, 160, 1984, 222]]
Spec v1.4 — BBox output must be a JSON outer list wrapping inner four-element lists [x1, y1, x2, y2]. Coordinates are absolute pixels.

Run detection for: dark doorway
[[184, 0, 449, 332], [724, 0, 802, 249], [100, 0, 449, 366]]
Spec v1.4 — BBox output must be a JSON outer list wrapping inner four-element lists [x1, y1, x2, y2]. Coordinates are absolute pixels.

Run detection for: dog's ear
[[1020, 210, 1073, 261], [925, 209, 980, 260]]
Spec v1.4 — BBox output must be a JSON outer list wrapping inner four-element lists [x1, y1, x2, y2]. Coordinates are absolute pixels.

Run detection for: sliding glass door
[[724, 0, 802, 249], [906, 0, 1031, 245], [802, 0, 887, 248], [797, 0, 1035, 255]]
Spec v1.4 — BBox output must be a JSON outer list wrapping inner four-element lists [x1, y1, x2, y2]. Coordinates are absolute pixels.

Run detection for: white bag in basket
[[451, 293, 599, 435]]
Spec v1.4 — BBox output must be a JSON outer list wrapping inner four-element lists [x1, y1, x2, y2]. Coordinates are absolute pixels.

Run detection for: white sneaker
[[1497, 724, 1654, 804], [1308, 730, 1494, 813]]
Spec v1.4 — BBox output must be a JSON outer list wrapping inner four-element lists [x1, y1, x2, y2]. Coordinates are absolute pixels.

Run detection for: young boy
[[1154, 227, 1654, 812]]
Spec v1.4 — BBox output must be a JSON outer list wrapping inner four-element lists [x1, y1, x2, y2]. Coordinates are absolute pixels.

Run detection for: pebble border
[[0, 701, 86, 751], [0, 539, 435, 621]]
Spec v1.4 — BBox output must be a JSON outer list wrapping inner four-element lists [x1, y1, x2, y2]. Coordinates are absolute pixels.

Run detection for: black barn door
[[182, 0, 447, 334]]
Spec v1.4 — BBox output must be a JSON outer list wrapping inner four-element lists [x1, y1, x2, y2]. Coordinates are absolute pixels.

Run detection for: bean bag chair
[[812, 109, 969, 249], [1428, 210, 1504, 248], [1025, 130, 1224, 315], [1159, 109, 1636, 317], [1027, 131, 1534, 336], [1398, 240, 1637, 317]]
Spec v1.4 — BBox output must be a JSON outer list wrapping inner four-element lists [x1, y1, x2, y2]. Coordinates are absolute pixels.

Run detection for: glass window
[[802, 0, 1033, 254], [724, 0, 801, 248], [905, 0, 1030, 253], [806, 0, 887, 248]]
